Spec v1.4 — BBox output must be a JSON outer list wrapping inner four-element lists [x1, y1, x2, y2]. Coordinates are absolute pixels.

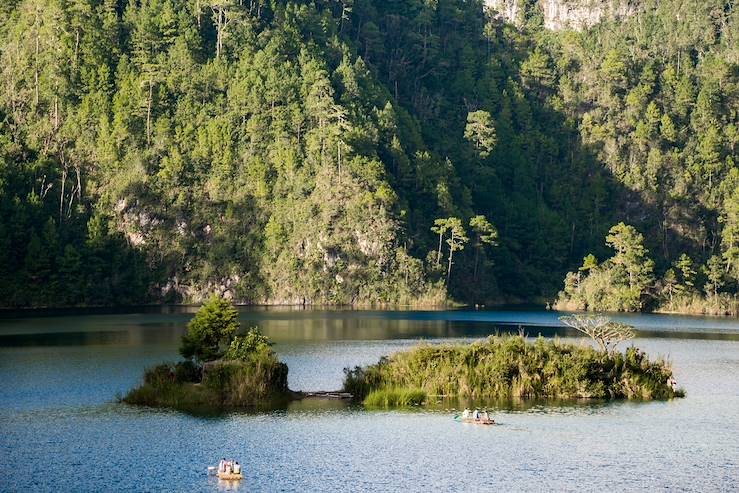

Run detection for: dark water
[[1, 308, 738, 492]]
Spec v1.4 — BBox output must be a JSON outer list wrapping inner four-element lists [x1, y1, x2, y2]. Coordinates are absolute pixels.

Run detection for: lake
[[1, 308, 738, 492]]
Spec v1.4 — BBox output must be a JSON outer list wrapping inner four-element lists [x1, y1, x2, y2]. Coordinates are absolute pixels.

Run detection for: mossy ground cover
[[344, 335, 684, 407]]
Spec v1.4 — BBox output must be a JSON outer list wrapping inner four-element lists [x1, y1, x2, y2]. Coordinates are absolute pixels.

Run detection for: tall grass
[[123, 352, 290, 412], [363, 387, 427, 407], [657, 293, 739, 316], [344, 335, 684, 403]]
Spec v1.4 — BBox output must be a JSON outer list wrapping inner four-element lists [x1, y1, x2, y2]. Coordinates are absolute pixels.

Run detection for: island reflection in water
[[0, 308, 738, 492]]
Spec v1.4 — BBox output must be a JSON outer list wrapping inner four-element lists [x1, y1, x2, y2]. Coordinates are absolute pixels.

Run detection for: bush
[[224, 328, 273, 361], [202, 355, 289, 406], [174, 360, 201, 383], [180, 295, 240, 363], [125, 350, 289, 412], [142, 361, 201, 386], [125, 310, 291, 411]]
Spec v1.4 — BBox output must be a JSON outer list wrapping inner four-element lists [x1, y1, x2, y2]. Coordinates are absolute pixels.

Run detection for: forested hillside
[[0, 0, 736, 310]]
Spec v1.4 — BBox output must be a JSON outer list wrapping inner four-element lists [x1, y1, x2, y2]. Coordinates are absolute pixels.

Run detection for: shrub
[[202, 355, 289, 406], [224, 328, 273, 361], [180, 295, 240, 363], [174, 360, 201, 383]]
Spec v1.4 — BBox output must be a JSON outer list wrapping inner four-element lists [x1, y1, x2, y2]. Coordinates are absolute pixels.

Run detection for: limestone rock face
[[484, 0, 638, 31]]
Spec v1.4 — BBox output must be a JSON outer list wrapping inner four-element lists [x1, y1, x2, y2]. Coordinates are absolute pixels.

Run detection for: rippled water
[[1, 308, 738, 492]]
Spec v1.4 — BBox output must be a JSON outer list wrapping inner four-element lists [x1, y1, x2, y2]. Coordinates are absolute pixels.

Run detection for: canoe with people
[[454, 408, 496, 425], [207, 458, 244, 480]]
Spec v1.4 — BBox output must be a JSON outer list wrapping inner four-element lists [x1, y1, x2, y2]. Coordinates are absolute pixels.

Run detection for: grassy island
[[343, 334, 684, 407], [123, 296, 292, 412], [123, 354, 291, 412]]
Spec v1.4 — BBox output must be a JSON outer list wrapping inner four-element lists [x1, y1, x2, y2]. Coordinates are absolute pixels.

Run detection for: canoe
[[454, 415, 496, 425], [217, 472, 244, 480]]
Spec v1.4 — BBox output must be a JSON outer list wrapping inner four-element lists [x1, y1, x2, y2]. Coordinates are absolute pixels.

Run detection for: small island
[[344, 315, 684, 407], [124, 296, 293, 412], [124, 297, 683, 412]]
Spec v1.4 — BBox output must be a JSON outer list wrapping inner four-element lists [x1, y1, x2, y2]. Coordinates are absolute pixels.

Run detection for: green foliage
[[344, 335, 683, 402], [363, 387, 427, 407], [0, 0, 737, 309], [674, 254, 697, 293], [143, 361, 201, 386], [201, 357, 289, 406], [464, 110, 496, 158], [180, 295, 240, 362], [124, 355, 289, 412], [224, 327, 273, 361], [557, 223, 655, 311]]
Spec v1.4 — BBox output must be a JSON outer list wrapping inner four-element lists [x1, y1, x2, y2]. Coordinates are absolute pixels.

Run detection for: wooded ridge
[[0, 0, 736, 311]]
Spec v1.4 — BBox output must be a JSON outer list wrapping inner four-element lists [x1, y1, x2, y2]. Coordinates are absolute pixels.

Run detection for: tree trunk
[[436, 233, 443, 267], [59, 166, 66, 220], [447, 231, 455, 284], [75, 165, 82, 201], [74, 30, 80, 68], [215, 8, 224, 58]]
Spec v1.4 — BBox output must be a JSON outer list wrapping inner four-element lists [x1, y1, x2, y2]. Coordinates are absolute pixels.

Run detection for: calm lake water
[[1, 308, 738, 492]]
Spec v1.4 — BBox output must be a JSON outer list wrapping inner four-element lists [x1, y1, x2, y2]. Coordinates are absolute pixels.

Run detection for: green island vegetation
[[124, 296, 291, 411], [344, 316, 684, 407], [0, 0, 737, 312], [127, 297, 684, 411], [556, 223, 739, 315]]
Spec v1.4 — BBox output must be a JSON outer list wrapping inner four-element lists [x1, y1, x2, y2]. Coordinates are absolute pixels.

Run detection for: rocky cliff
[[485, 0, 638, 30]]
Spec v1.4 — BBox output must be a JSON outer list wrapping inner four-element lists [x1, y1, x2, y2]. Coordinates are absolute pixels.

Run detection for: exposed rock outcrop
[[485, 0, 638, 30]]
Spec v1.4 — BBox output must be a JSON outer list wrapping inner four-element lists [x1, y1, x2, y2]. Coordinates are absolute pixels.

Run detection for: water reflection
[[1, 310, 738, 492], [2, 314, 739, 348]]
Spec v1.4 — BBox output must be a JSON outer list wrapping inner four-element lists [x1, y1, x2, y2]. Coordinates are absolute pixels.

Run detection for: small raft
[[208, 466, 244, 480], [217, 472, 244, 480], [454, 415, 496, 425]]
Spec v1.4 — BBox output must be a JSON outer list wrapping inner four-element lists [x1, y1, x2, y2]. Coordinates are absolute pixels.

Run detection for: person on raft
[[218, 458, 241, 475]]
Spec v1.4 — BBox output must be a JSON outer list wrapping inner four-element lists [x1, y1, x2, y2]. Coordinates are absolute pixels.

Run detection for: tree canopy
[[180, 295, 240, 362], [0, 0, 736, 311]]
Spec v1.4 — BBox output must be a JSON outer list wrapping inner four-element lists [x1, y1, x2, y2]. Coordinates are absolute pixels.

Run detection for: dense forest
[[0, 0, 736, 311]]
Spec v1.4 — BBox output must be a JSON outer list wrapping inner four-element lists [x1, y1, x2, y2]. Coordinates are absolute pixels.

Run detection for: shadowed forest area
[[0, 0, 736, 311]]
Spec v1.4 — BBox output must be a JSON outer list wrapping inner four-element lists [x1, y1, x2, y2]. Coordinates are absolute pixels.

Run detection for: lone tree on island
[[180, 295, 240, 363], [559, 314, 635, 353]]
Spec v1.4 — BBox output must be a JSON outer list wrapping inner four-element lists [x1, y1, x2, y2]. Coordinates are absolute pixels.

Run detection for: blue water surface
[[1, 308, 738, 492]]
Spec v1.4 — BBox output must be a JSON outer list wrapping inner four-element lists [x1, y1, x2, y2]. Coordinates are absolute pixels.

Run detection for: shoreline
[[3, 302, 739, 320]]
